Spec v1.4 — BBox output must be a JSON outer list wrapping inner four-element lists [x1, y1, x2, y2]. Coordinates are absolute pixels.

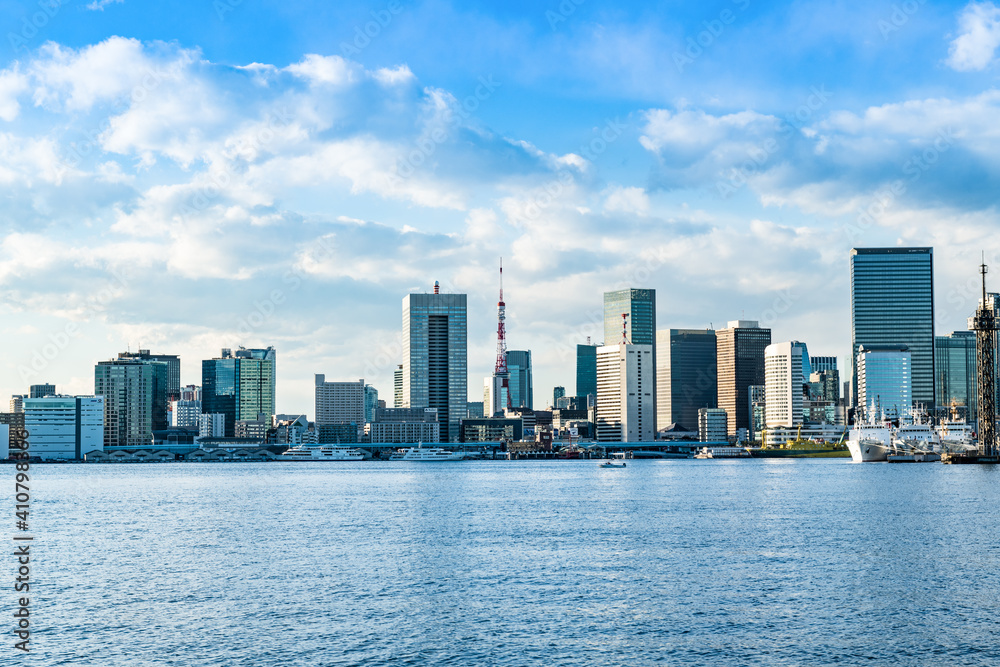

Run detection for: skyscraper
[[393, 364, 403, 408], [117, 349, 181, 401], [764, 341, 807, 428], [604, 288, 656, 427], [716, 320, 772, 437], [402, 283, 467, 442], [595, 342, 654, 442], [95, 358, 169, 448], [935, 331, 977, 422], [576, 343, 598, 400], [857, 344, 912, 421], [656, 328, 717, 432], [314, 375, 365, 442], [202, 346, 276, 437], [553, 386, 565, 407], [364, 385, 379, 424], [851, 247, 934, 412], [506, 350, 533, 409]]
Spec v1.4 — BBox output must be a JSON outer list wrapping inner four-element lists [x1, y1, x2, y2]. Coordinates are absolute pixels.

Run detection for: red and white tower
[[494, 259, 511, 411]]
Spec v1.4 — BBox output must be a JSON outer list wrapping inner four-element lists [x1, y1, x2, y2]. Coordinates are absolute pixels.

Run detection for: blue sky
[[1, 0, 999, 415]]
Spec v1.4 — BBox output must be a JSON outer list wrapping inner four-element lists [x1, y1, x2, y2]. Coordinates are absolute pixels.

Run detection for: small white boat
[[279, 445, 367, 461], [693, 447, 713, 459], [598, 457, 626, 468]]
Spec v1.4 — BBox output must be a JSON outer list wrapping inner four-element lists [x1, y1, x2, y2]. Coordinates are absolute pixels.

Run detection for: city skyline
[[3, 1, 1000, 418]]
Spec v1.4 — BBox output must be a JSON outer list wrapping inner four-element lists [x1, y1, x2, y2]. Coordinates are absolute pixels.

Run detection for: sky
[[1, 0, 999, 416]]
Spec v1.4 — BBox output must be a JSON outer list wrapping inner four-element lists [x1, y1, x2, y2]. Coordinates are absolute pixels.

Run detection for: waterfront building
[[553, 386, 565, 407], [234, 415, 268, 442], [23, 395, 104, 459], [364, 385, 379, 424], [595, 342, 654, 442], [856, 344, 912, 421], [118, 349, 181, 401], [698, 408, 728, 442], [402, 284, 467, 442], [170, 399, 202, 428], [604, 288, 656, 427], [935, 331, 977, 422], [393, 364, 403, 408], [506, 350, 533, 409], [272, 415, 309, 445], [29, 383, 56, 398], [199, 413, 225, 438], [459, 418, 523, 443], [315, 375, 365, 441], [202, 347, 276, 437], [368, 407, 440, 443], [656, 328, 717, 432], [764, 341, 808, 428], [576, 343, 599, 401], [95, 357, 169, 449], [0, 413, 24, 452], [716, 320, 772, 437], [851, 247, 934, 410], [762, 424, 846, 448]]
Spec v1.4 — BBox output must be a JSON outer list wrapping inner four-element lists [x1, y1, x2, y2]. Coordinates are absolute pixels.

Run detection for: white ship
[[279, 445, 368, 461], [847, 404, 893, 462], [894, 407, 941, 452], [391, 446, 465, 461]]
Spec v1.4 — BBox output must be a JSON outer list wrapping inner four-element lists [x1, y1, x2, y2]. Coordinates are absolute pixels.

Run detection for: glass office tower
[[935, 331, 977, 422], [604, 288, 656, 426], [576, 343, 598, 400], [716, 321, 771, 437], [402, 287, 467, 442], [506, 350, 533, 409], [202, 347, 276, 437], [656, 328, 717, 432], [851, 247, 934, 413], [857, 344, 912, 421]]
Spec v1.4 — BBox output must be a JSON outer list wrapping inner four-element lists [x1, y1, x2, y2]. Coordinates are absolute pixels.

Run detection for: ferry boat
[[279, 445, 367, 461], [391, 446, 465, 461]]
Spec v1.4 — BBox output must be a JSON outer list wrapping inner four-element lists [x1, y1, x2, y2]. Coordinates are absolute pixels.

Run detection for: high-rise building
[[201, 347, 276, 437], [698, 408, 728, 442], [483, 375, 508, 418], [857, 344, 912, 421], [402, 284, 467, 442], [393, 364, 403, 408], [364, 385, 379, 424], [576, 343, 598, 400], [315, 375, 365, 440], [198, 413, 225, 438], [117, 350, 181, 401], [9, 396, 23, 413], [29, 383, 56, 398], [935, 331, 977, 422], [748, 385, 766, 443], [810, 357, 837, 374], [180, 385, 202, 401], [595, 343, 654, 442], [553, 386, 565, 407], [95, 358, 169, 449], [851, 247, 934, 410], [604, 289, 656, 425], [367, 407, 440, 443], [764, 341, 807, 428], [170, 399, 202, 428], [716, 320, 772, 437], [506, 350, 533, 409], [656, 328, 717, 432], [23, 395, 104, 459]]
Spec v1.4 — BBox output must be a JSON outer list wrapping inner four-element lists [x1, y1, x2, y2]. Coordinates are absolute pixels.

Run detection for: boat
[[598, 459, 626, 468], [847, 403, 894, 462], [279, 445, 367, 461], [392, 446, 465, 461], [693, 447, 713, 459]]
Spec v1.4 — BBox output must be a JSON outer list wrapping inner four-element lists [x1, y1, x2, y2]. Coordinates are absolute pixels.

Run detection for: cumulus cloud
[[947, 2, 1000, 71]]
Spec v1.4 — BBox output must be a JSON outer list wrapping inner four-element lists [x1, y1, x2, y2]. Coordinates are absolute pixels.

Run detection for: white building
[[199, 413, 226, 438], [170, 399, 202, 428], [9, 395, 24, 413], [857, 344, 912, 421], [483, 375, 509, 418], [764, 341, 807, 428], [698, 408, 728, 442], [23, 395, 104, 460], [595, 343, 654, 442]]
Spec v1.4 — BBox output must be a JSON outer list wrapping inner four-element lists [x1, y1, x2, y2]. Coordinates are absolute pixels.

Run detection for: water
[[13, 459, 1000, 665]]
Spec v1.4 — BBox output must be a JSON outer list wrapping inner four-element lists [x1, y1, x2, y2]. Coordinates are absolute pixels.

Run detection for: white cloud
[[86, 0, 124, 10], [285, 54, 357, 85], [947, 2, 1000, 71]]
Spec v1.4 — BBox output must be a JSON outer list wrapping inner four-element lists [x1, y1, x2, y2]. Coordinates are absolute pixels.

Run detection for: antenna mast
[[494, 259, 511, 411]]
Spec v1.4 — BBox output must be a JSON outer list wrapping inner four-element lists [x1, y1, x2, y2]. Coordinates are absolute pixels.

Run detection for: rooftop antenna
[[621, 313, 630, 344], [494, 258, 511, 411]]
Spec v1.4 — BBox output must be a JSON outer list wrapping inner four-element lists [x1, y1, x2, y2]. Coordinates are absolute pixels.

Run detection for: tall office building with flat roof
[[118, 350, 181, 401], [576, 343, 599, 400], [402, 284, 467, 442], [604, 288, 656, 427], [596, 343, 654, 442], [857, 344, 912, 421], [202, 346, 276, 437], [95, 358, 169, 449], [851, 247, 934, 412], [506, 350, 533, 409], [716, 320, 772, 437], [656, 328, 717, 432], [935, 331, 977, 422]]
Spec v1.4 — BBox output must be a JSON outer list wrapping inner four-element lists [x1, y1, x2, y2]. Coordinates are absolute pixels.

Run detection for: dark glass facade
[[202, 348, 275, 437], [506, 350, 533, 409], [603, 289, 656, 427], [851, 247, 935, 411], [575, 344, 598, 399], [935, 331, 977, 422], [118, 350, 181, 401], [657, 329, 717, 432], [716, 322, 771, 436]]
